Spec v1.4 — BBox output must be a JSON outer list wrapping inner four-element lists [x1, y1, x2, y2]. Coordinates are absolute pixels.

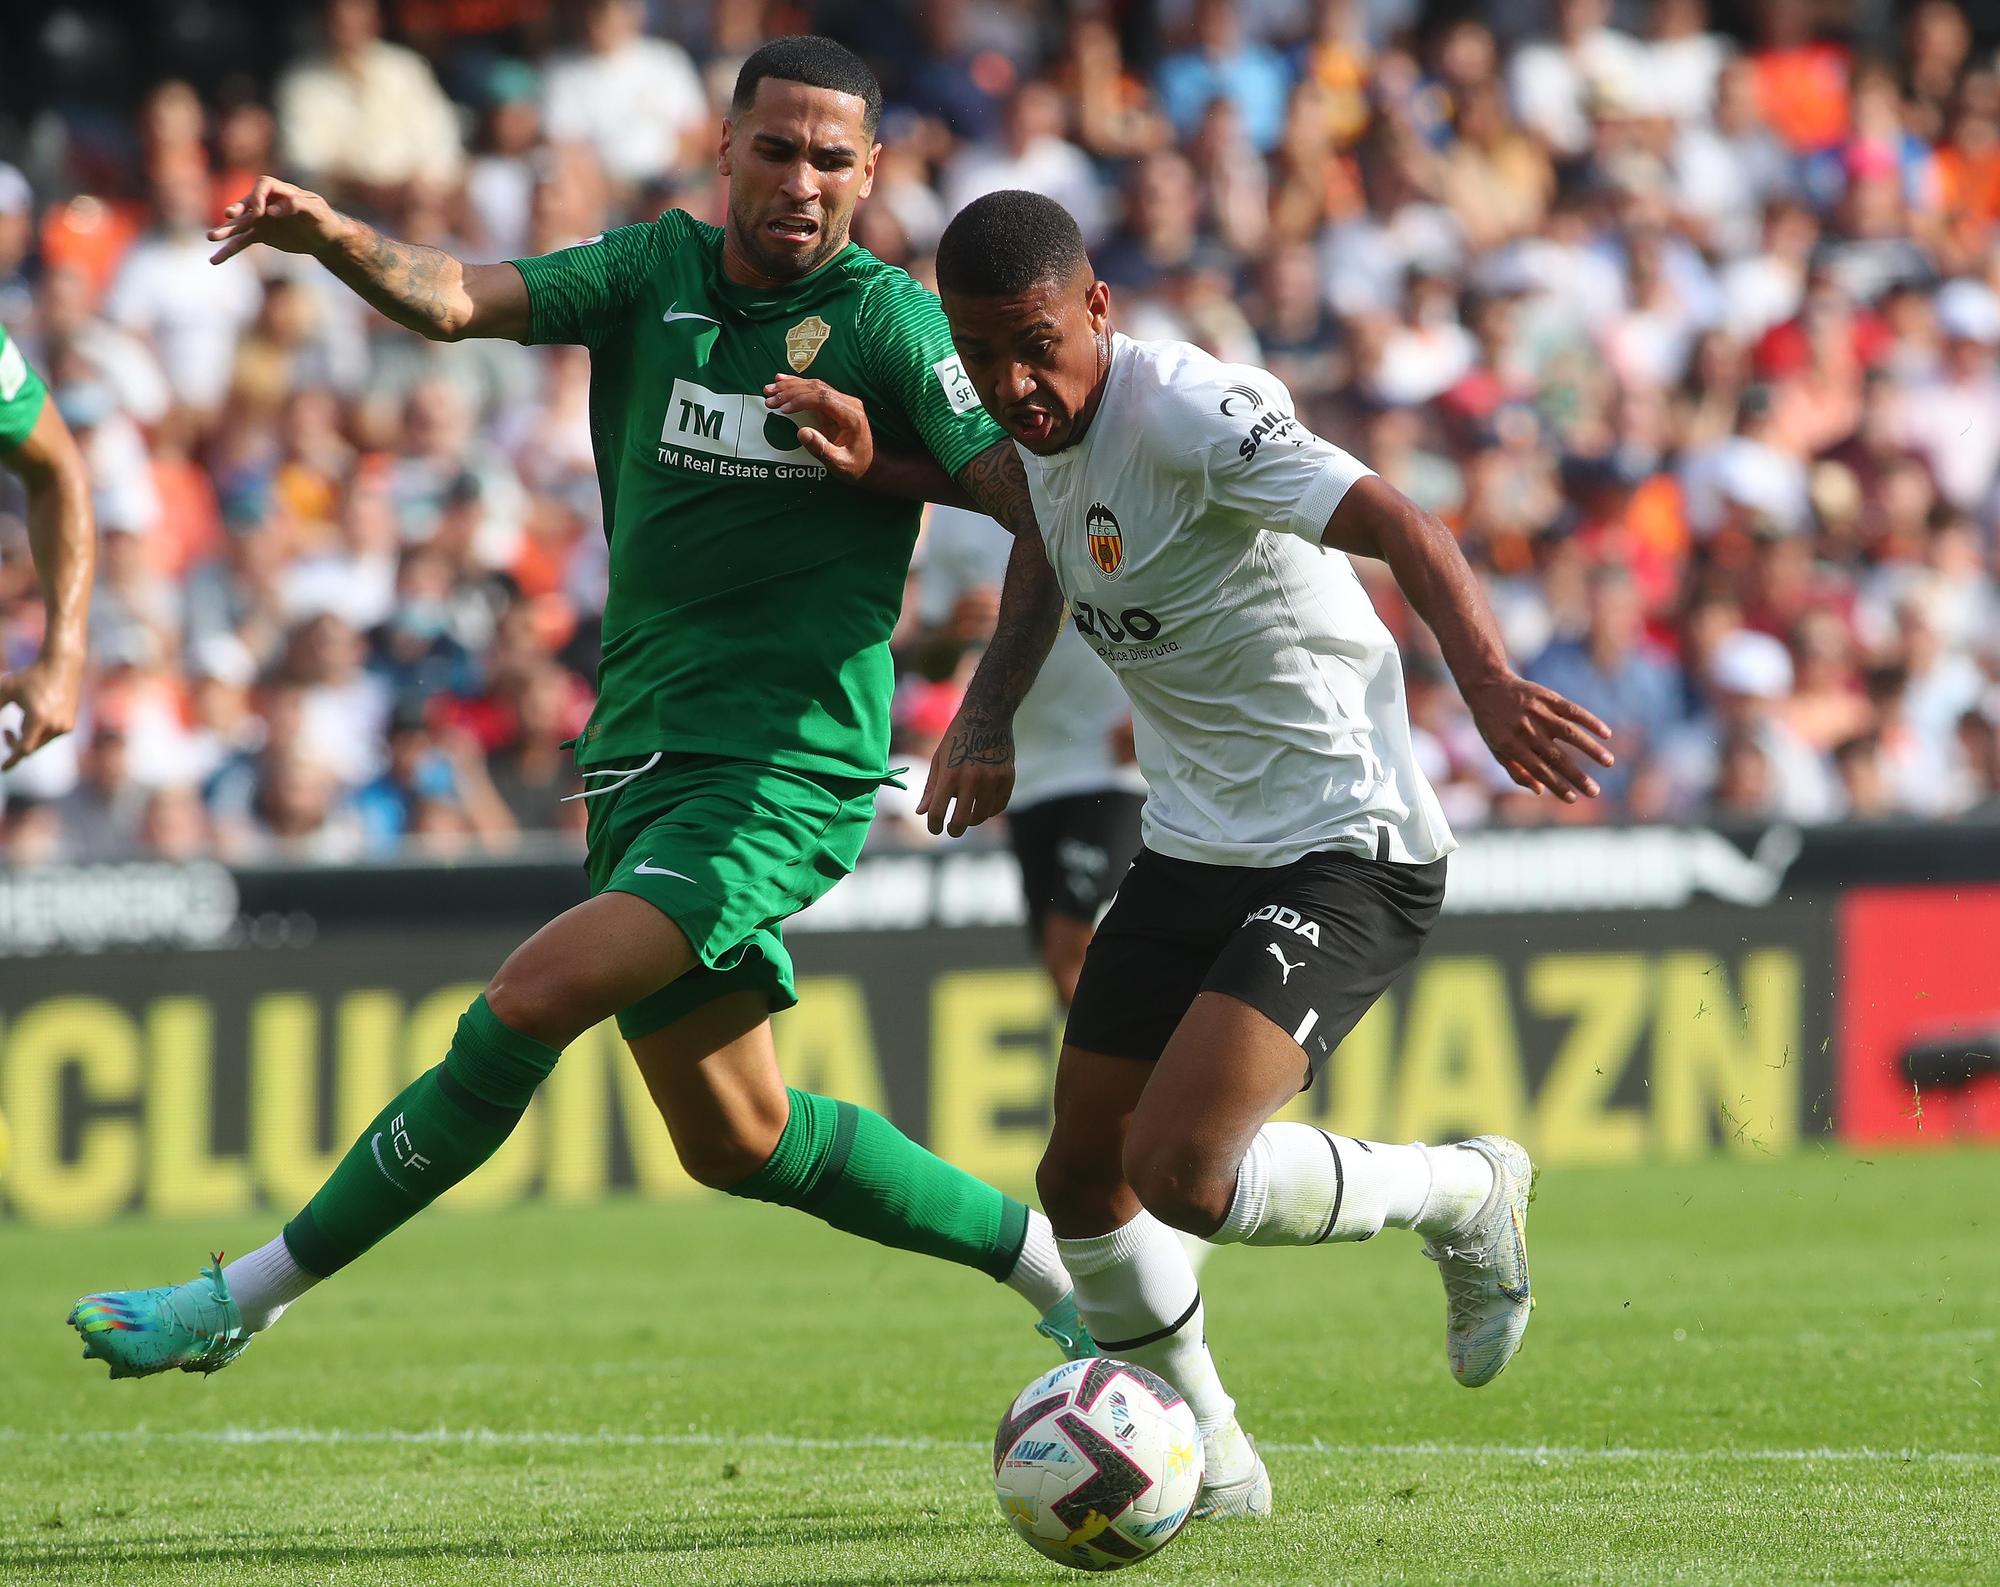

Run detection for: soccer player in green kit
[[70, 37, 1091, 1376]]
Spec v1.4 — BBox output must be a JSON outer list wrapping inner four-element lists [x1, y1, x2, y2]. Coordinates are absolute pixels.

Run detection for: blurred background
[[3, 0, 2000, 859], [0, 0, 1996, 1225]]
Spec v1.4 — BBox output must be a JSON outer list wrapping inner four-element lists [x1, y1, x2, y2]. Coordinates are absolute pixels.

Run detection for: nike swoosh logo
[[369, 1133, 406, 1190], [1497, 1278, 1531, 1305], [633, 860, 697, 882], [662, 303, 719, 326]]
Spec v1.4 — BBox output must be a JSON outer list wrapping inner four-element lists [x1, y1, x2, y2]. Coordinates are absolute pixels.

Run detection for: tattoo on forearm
[[334, 224, 461, 337], [952, 440, 1065, 725], [955, 437, 1039, 538]]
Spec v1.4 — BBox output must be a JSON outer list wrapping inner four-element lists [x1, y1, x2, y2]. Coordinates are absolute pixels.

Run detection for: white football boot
[[1190, 1418, 1272, 1519], [1423, 1135, 1537, 1387]]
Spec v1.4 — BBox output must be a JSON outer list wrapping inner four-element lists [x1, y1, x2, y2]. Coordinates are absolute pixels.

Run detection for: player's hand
[[208, 176, 345, 265], [1464, 673, 1614, 802], [764, 375, 873, 481], [916, 704, 1016, 837], [0, 651, 85, 770]]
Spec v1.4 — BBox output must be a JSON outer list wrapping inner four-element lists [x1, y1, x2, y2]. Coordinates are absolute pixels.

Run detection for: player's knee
[[676, 1127, 779, 1191], [1124, 1136, 1233, 1237], [483, 952, 579, 1050], [674, 1085, 791, 1190], [1036, 1135, 1122, 1228]]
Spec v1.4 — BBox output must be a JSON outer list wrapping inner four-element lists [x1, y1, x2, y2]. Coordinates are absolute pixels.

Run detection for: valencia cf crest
[[786, 315, 832, 371], [1086, 502, 1124, 579]]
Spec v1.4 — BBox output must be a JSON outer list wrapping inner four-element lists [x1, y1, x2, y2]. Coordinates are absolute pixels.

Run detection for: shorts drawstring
[[561, 750, 665, 802]]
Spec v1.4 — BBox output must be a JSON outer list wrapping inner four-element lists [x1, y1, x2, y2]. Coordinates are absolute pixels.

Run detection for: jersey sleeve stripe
[[1288, 459, 1375, 542]]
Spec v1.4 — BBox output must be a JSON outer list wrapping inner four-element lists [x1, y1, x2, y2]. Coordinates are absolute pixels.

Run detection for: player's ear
[[717, 119, 734, 179], [1086, 279, 1111, 335], [857, 141, 881, 202]]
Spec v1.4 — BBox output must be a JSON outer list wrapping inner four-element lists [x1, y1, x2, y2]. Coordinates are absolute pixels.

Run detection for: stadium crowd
[[4, 0, 2000, 864]]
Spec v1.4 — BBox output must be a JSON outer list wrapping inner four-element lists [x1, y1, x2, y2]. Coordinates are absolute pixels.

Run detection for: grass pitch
[[3, 1150, 1995, 1586]]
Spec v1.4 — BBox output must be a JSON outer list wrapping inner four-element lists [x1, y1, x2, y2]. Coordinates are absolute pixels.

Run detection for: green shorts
[[580, 752, 880, 1040]]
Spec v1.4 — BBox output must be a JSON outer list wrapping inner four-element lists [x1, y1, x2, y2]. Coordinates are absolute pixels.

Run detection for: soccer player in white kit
[[791, 189, 1615, 1520]]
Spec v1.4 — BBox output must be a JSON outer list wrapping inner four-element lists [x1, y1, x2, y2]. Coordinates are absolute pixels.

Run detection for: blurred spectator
[[486, 659, 587, 831], [61, 726, 148, 860], [1527, 567, 1681, 804], [1897, 278, 2000, 512], [1746, 0, 1850, 156], [140, 784, 214, 861], [542, 0, 709, 190], [103, 161, 262, 418], [282, 612, 392, 787], [1156, 0, 1295, 154], [277, 0, 465, 198], [1507, 0, 1646, 161], [944, 82, 1109, 245], [232, 746, 366, 862], [37, 264, 173, 427], [1664, 628, 1837, 820], [0, 164, 32, 328], [355, 697, 514, 854], [465, 61, 546, 260]]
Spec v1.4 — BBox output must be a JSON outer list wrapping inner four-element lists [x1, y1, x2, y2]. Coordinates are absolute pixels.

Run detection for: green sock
[[283, 996, 561, 1277], [726, 1088, 1030, 1281]]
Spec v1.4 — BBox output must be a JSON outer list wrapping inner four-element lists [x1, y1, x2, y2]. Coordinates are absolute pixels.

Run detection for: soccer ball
[[992, 1357, 1203, 1572]]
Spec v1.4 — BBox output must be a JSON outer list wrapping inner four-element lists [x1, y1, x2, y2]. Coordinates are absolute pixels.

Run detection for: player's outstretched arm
[[916, 439, 1066, 836], [208, 176, 529, 342], [1324, 475, 1614, 802], [0, 398, 95, 767]]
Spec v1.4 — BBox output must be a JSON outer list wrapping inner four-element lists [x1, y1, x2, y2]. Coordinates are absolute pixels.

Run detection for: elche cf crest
[[1086, 502, 1123, 579], [786, 316, 832, 372]]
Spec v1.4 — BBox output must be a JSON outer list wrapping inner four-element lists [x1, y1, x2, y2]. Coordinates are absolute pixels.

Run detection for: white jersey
[[1016, 334, 1455, 868], [917, 505, 1146, 809]]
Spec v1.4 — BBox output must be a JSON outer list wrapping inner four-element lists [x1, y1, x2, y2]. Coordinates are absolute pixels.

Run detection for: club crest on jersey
[[1086, 502, 1124, 579], [1244, 903, 1322, 945], [785, 315, 832, 371]]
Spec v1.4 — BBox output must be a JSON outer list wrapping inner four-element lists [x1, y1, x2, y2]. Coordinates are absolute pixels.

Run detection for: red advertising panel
[[1839, 886, 2000, 1143]]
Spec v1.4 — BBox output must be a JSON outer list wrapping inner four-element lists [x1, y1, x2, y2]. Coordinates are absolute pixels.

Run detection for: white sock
[[222, 1235, 320, 1332], [1213, 1126, 1495, 1246], [1003, 1208, 1074, 1315], [1058, 1211, 1237, 1444], [1177, 1226, 1215, 1280]]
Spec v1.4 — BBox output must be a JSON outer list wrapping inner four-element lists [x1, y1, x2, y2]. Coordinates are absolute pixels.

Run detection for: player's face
[[943, 274, 1113, 455], [719, 80, 880, 283]]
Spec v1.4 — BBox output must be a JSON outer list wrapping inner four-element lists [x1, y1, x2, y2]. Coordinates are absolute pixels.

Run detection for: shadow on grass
[[1, 1511, 1034, 1586]]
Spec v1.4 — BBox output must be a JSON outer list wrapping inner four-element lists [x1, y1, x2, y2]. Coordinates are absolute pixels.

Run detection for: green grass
[[2, 1151, 1995, 1586]]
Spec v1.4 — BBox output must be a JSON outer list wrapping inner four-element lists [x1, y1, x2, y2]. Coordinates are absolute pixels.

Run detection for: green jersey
[[512, 211, 1004, 778], [0, 322, 48, 450]]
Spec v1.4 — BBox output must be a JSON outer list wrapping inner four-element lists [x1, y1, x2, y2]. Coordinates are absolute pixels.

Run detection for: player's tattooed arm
[[1323, 475, 1615, 802], [915, 440, 1067, 836], [208, 175, 529, 341]]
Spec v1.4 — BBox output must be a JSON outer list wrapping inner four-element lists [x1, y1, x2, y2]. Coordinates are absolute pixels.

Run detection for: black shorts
[[1065, 844, 1447, 1081], [1006, 789, 1146, 939]]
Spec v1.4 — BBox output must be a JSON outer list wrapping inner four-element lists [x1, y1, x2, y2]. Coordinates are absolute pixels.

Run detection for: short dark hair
[[731, 35, 883, 139], [935, 190, 1091, 298]]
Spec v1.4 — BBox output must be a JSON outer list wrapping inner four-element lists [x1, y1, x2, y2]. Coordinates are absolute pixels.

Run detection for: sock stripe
[[1095, 1292, 1202, 1354], [434, 1062, 528, 1128], [799, 1100, 860, 1211], [1313, 1130, 1345, 1245], [281, 1209, 345, 1280], [988, 1197, 1031, 1283]]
